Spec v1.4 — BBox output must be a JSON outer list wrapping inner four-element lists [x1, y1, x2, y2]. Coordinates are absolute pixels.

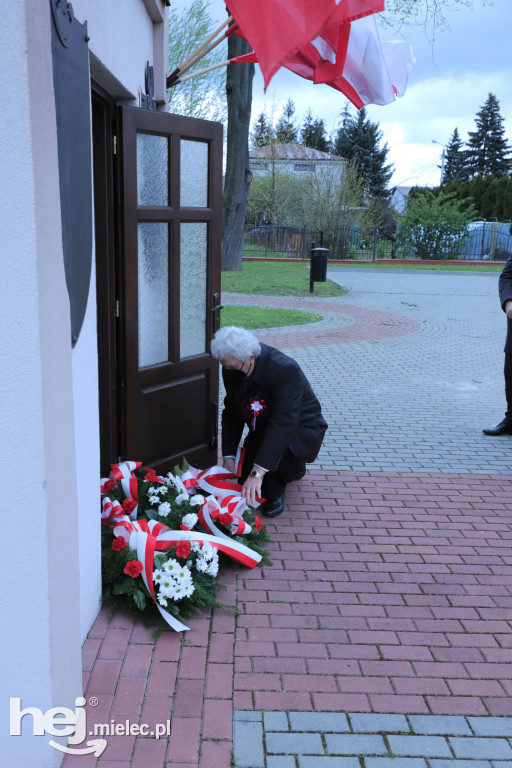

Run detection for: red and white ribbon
[[181, 451, 264, 512], [110, 461, 141, 508], [198, 494, 251, 540], [102, 497, 124, 524], [112, 516, 262, 632]]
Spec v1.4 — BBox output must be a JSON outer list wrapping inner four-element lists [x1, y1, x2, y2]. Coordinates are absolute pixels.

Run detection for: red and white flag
[[230, 3, 414, 109], [330, 13, 415, 107], [224, 0, 338, 88]]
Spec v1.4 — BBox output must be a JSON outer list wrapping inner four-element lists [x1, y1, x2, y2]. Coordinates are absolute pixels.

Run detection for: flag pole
[[179, 33, 229, 77], [167, 15, 233, 87], [177, 59, 231, 84]]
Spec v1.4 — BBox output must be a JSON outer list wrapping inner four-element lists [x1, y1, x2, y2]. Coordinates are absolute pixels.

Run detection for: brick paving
[[66, 267, 512, 767]]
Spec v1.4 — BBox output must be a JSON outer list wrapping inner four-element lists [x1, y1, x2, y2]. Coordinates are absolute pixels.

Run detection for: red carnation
[[176, 540, 191, 560], [112, 537, 127, 551], [219, 512, 234, 526], [142, 467, 163, 484], [122, 497, 137, 514], [101, 478, 116, 495], [124, 560, 143, 578], [255, 516, 263, 532]]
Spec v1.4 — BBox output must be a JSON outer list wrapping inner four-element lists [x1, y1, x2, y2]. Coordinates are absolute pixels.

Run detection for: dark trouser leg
[[240, 436, 305, 501], [505, 353, 512, 418]]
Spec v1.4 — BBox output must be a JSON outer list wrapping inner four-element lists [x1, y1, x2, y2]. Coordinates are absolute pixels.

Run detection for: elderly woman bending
[[211, 326, 327, 518]]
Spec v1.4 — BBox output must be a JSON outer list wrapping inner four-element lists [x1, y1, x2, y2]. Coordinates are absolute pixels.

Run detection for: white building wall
[[73, 0, 167, 104], [72, 261, 102, 642], [68, 0, 169, 643], [1, 1, 170, 763], [1, 2, 82, 765]]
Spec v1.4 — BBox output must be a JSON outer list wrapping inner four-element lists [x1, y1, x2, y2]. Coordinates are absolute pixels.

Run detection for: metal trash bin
[[310, 247, 329, 293]]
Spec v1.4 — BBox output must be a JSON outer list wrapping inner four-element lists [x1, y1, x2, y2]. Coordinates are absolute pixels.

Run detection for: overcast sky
[[182, 0, 512, 188]]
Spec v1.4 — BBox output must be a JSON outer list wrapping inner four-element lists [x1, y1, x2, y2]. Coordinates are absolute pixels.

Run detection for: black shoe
[[257, 495, 285, 518], [482, 418, 512, 436]]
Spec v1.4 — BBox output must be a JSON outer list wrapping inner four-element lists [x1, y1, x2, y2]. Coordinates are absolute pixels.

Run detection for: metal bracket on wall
[[140, 61, 156, 110]]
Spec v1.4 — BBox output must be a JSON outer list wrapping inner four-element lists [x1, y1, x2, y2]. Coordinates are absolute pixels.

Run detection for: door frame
[[119, 106, 223, 472], [92, 84, 122, 474]]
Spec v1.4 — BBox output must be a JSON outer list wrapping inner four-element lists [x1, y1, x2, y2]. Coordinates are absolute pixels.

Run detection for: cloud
[[206, 0, 512, 187]]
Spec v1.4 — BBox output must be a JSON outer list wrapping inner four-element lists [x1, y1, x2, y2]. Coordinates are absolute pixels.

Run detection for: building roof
[[392, 186, 412, 196], [250, 143, 345, 162]]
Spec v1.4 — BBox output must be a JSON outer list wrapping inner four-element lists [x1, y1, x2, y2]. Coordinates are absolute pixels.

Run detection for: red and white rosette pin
[[248, 397, 265, 429]]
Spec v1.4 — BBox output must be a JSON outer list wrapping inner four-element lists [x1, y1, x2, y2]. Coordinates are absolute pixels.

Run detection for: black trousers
[[239, 432, 306, 501], [505, 353, 512, 417]]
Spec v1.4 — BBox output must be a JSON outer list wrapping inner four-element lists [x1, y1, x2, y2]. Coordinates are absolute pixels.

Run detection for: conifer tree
[[251, 111, 274, 148], [466, 93, 511, 178], [334, 107, 393, 199], [275, 99, 298, 144], [442, 128, 468, 184], [300, 109, 331, 152]]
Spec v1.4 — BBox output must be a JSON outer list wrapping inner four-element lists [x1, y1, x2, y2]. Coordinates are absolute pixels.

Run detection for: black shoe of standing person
[[257, 495, 285, 518], [482, 417, 512, 436]]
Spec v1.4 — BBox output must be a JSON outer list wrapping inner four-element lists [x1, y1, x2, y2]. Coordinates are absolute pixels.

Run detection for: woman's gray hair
[[211, 326, 261, 362]]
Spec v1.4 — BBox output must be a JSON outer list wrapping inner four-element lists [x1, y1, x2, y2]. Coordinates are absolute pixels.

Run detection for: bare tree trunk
[[222, 33, 254, 271]]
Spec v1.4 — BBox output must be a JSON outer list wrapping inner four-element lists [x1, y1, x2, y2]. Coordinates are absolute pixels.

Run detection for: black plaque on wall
[[50, 0, 93, 347]]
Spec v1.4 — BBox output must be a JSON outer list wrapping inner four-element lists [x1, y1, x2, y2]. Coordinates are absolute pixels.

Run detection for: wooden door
[[119, 106, 222, 474]]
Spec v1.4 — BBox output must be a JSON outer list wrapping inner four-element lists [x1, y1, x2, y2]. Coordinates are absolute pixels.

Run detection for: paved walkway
[[66, 267, 512, 768]]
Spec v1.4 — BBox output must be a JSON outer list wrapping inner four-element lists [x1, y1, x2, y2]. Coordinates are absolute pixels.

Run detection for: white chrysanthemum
[[173, 580, 194, 600], [190, 542, 202, 553], [162, 558, 180, 574], [148, 494, 160, 505], [153, 570, 163, 582], [158, 484, 168, 494], [157, 592, 168, 607], [206, 558, 219, 577], [161, 582, 178, 600], [176, 566, 193, 585], [201, 542, 216, 561], [195, 557, 209, 573], [166, 472, 187, 494], [189, 494, 203, 507], [158, 502, 171, 516], [182, 513, 198, 529], [175, 492, 190, 505]]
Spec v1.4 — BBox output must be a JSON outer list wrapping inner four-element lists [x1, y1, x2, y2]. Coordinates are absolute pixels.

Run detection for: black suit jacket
[[498, 254, 512, 353], [221, 343, 327, 471]]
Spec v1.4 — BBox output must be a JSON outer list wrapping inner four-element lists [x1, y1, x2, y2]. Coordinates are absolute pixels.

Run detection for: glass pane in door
[[180, 140, 208, 207], [136, 133, 168, 206], [138, 222, 169, 367], [180, 222, 207, 358]]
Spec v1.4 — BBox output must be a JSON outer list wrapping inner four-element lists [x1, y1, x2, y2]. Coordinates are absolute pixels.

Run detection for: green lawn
[[219, 259, 501, 329], [328, 261, 503, 272], [221, 305, 323, 330], [222, 260, 347, 296]]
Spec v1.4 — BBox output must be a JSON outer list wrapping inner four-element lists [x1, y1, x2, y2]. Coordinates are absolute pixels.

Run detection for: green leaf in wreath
[[113, 578, 136, 595], [133, 589, 146, 611]]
